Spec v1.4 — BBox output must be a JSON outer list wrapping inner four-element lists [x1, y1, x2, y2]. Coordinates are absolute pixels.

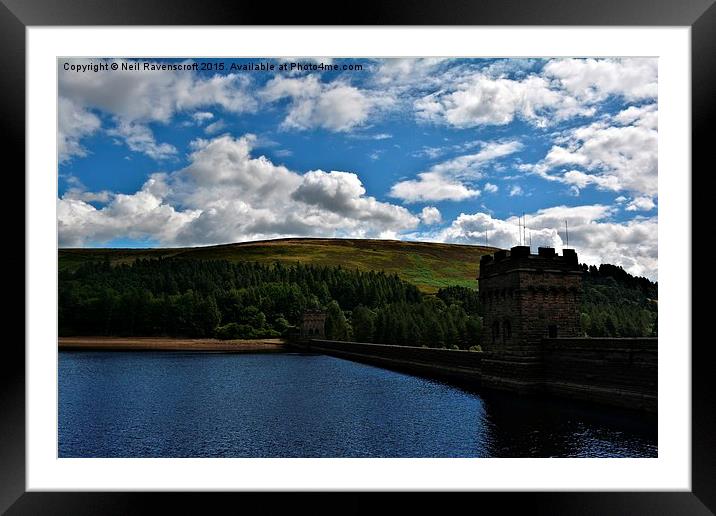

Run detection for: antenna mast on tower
[[517, 216, 521, 246], [565, 220, 569, 248]]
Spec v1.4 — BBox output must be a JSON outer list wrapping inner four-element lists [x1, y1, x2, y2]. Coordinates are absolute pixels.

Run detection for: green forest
[[579, 263, 658, 338], [59, 257, 657, 348]]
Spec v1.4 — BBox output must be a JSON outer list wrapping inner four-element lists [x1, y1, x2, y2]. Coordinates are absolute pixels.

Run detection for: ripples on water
[[58, 351, 657, 458]]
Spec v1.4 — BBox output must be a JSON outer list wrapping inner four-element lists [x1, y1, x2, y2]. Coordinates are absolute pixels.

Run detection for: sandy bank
[[59, 336, 288, 353]]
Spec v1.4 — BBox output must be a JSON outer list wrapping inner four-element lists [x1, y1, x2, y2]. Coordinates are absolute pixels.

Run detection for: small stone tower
[[300, 310, 327, 339], [477, 246, 583, 391]]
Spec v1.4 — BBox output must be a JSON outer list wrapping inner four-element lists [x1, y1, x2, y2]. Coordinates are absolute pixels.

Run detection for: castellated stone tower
[[478, 246, 583, 391], [301, 310, 327, 339]]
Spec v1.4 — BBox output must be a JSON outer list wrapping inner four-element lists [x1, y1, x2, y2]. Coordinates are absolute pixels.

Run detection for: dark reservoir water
[[59, 351, 657, 458]]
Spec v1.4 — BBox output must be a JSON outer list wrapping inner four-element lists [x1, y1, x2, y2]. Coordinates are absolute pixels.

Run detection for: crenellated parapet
[[478, 246, 583, 352], [477, 246, 584, 392], [479, 246, 579, 279]]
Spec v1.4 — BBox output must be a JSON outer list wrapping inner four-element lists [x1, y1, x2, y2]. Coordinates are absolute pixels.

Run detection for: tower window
[[492, 321, 500, 344], [548, 325, 558, 338], [503, 320, 512, 340]]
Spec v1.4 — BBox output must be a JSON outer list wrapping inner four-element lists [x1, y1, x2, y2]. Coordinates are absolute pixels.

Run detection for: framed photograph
[[7, 0, 710, 513]]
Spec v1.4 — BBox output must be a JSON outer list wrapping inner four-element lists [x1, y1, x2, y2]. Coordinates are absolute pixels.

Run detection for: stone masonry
[[300, 310, 327, 339], [479, 245, 582, 350], [478, 246, 583, 391]]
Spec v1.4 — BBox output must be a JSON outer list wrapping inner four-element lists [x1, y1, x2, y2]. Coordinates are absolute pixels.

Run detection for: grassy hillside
[[58, 238, 496, 293]]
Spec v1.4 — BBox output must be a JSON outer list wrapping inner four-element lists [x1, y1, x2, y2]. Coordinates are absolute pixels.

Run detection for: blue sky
[[58, 57, 658, 278]]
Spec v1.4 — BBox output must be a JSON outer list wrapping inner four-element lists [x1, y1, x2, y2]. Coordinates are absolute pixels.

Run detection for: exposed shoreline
[[59, 336, 288, 353]]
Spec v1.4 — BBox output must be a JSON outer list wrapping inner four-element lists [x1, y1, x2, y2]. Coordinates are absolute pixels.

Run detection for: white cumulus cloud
[[389, 172, 481, 203], [420, 206, 442, 225], [58, 134, 419, 247], [390, 140, 522, 203], [415, 74, 592, 128], [524, 103, 657, 197], [58, 98, 102, 162], [59, 58, 256, 160], [439, 204, 657, 279], [484, 183, 498, 194], [543, 58, 658, 103], [261, 75, 384, 132], [413, 58, 657, 130], [625, 196, 656, 212], [107, 120, 177, 160], [191, 111, 214, 123]]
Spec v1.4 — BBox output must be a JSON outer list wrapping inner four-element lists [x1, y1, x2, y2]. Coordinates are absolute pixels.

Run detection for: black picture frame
[[4, 0, 710, 513]]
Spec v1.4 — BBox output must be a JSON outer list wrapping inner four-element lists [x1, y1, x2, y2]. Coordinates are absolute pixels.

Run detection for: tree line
[[58, 257, 657, 347], [60, 259, 419, 339], [580, 263, 658, 337]]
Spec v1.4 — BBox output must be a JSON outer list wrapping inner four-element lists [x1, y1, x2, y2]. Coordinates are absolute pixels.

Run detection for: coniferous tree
[[325, 300, 351, 341], [351, 306, 375, 343]]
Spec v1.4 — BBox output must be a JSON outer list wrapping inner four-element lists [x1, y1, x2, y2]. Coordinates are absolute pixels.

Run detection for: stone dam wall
[[294, 339, 483, 384], [292, 337, 657, 412], [542, 337, 657, 412]]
